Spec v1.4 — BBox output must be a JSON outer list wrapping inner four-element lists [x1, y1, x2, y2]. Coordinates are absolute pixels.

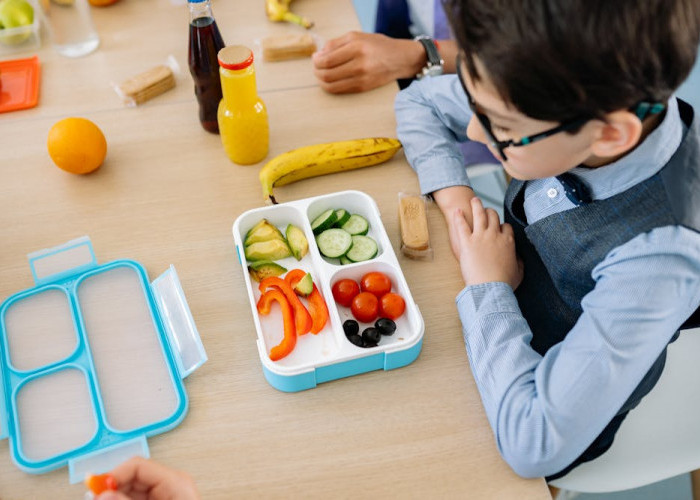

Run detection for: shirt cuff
[[413, 154, 471, 195], [456, 282, 521, 328]]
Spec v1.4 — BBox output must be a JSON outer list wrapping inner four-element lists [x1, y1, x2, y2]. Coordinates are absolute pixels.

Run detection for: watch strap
[[414, 35, 444, 78]]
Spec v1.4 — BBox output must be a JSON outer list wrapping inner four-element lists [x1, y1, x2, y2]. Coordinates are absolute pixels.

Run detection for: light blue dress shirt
[[395, 77, 700, 477]]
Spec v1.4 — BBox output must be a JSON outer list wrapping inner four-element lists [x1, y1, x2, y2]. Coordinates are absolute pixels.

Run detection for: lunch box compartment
[[3, 288, 78, 372]]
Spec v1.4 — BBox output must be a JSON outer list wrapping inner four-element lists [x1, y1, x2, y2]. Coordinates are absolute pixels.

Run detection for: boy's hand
[[433, 185, 476, 259], [452, 197, 523, 290], [95, 457, 199, 500]]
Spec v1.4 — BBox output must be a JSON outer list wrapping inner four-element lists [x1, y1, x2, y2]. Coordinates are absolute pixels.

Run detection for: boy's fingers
[[108, 456, 174, 491], [97, 492, 130, 500], [452, 208, 472, 239], [470, 197, 486, 232], [485, 207, 500, 229], [501, 222, 514, 236]]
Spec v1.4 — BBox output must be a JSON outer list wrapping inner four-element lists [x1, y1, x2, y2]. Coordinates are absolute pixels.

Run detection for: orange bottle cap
[[218, 46, 254, 70]]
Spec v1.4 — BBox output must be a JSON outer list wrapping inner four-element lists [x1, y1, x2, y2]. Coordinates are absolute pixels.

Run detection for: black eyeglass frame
[[456, 54, 589, 161], [455, 55, 666, 162]]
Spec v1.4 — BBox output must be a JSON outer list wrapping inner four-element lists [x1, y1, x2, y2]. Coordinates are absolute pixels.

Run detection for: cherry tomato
[[350, 292, 379, 323], [379, 293, 406, 320], [332, 279, 360, 307], [360, 271, 392, 298], [85, 473, 118, 494]]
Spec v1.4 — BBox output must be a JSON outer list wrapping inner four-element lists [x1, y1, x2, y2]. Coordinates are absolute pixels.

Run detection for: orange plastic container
[[0, 55, 40, 113]]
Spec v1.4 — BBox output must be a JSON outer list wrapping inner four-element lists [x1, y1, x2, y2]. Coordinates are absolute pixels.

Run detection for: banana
[[265, 0, 314, 29], [259, 138, 402, 204]]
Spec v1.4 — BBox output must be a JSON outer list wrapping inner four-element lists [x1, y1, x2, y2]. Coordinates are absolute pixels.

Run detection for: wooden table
[[0, 1, 550, 498]]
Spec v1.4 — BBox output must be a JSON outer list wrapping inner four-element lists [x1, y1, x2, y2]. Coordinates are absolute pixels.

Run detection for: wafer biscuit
[[262, 34, 316, 62], [399, 194, 432, 259], [116, 65, 176, 105]]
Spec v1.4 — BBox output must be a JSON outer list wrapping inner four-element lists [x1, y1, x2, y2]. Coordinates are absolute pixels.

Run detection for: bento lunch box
[[0, 237, 206, 482], [232, 190, 424, 392]]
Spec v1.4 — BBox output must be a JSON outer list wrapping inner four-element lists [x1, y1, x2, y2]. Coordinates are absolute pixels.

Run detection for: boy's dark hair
[[442, 0, 700, 122]]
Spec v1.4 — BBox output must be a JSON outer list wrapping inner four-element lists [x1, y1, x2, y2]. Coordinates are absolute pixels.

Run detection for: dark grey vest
[[504, 99, 700, 477]]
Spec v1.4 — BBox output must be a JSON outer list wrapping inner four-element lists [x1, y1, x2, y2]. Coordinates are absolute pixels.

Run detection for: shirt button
[[547, 188, 558, 199]]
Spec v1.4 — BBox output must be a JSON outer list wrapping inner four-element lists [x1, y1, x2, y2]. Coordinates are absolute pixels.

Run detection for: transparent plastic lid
[[77, 265, 180, 432], [0, 237, 203, 476]]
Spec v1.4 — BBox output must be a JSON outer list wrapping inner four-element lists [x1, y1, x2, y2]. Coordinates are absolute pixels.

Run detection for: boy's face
[[459, 57, 602, 180]]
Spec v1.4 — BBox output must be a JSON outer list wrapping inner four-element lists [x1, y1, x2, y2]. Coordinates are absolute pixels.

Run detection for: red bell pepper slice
[[285, 269, 329, 334], [259, 276, 312, 335], [257, 288, 297, 361]]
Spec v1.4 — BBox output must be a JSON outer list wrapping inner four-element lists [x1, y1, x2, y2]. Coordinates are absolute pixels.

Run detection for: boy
[[395, 0, 700, 480]]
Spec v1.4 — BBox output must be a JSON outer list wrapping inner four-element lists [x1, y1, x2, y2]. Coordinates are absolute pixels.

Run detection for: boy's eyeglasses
[[456, 55, 666, 162], [456, 54, 589, 161]]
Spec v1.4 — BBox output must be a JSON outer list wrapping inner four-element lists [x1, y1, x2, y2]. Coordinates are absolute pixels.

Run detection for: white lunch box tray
[[232, 190, 424, 392]]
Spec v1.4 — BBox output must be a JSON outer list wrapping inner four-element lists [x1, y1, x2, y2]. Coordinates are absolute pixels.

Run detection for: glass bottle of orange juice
[[217, 45, 269, 165]]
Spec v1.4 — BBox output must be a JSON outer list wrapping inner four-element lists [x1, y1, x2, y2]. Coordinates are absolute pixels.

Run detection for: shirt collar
[[570, 97, 684, 201]]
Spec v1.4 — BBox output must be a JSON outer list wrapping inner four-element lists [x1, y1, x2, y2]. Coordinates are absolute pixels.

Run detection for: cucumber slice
[[311, 209, 337, 235], [333, 209, 351, 227], [339, 255, 353, 265], [345, 235, 378, 262], [316, 228, 352, 258], [341, 214, 369, 236]]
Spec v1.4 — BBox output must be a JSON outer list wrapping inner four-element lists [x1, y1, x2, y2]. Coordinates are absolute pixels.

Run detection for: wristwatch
[[414, 35, 444, 78]]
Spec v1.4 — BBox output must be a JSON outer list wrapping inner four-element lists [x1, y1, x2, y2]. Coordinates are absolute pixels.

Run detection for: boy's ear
[[590, 111, 643, 158]]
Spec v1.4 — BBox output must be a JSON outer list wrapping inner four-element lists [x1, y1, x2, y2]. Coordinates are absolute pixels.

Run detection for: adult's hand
[[312, 31, 425, 94]]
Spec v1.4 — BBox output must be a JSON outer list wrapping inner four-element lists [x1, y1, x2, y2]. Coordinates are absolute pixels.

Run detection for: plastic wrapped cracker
[[261, 33, 317, 62], [113, 56, 179, 107], [398, 192, 433, 260]]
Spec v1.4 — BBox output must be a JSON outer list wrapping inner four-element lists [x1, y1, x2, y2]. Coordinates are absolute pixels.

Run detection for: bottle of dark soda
[[188, 0, 226, 134]]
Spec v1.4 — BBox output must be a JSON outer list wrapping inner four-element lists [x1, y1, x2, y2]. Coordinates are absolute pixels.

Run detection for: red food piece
[[379, 292, 406, 320], [360, 271, 392, 298], [257, 288, 297, 361], [85, 473, 117, 494], [332, 278, 361, 307], [259, 276, 312, 335], [285, 269, 329, 334], [350, 292, 380, 323]]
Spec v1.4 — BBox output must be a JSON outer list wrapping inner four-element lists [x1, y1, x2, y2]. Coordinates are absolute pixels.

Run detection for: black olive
[[362, 327, 382, 345], [347, 333, 364, 347], [375, 318, 396, 336], [343, 319, 359, 338]]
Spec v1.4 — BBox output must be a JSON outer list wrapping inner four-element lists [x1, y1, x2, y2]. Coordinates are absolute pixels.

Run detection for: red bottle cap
[[218, 46, 254, 70]]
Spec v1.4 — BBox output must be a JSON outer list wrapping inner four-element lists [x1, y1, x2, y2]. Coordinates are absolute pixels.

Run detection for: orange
[[47, 117, 107, 174]]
